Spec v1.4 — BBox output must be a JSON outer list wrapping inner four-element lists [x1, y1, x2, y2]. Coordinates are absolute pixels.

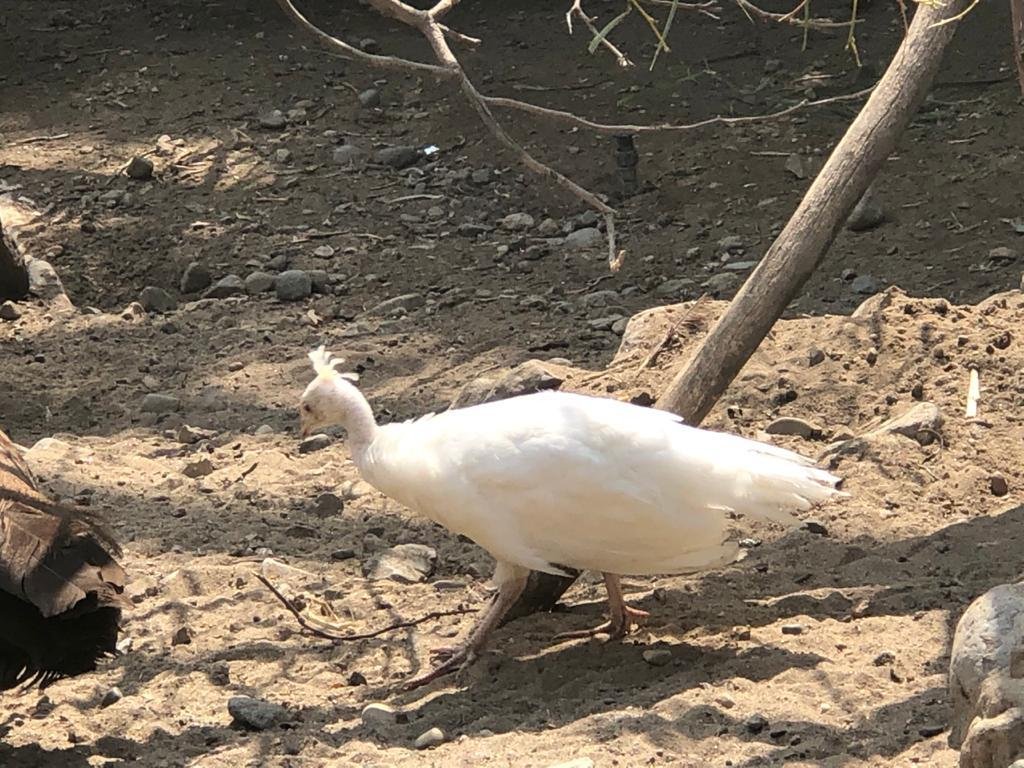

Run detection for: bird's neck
[[332, 380, 378, 455]]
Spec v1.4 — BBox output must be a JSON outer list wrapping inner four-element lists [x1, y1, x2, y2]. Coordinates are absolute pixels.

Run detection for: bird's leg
[[556, 572, 649, 641], [401, 563, 529, 691]]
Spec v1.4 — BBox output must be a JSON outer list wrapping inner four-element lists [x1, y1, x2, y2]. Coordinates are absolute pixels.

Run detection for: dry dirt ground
[[2, 0, 1024, 766]]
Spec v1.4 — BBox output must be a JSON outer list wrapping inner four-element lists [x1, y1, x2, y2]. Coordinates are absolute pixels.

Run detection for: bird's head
[[299, 346, 363, 439]]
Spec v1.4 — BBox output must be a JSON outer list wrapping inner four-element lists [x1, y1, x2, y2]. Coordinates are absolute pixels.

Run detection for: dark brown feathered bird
[[0, 429, 129, 690]]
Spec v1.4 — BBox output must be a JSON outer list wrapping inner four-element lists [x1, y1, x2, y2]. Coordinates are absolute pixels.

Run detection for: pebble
[[873, 651, 896, 666], [359, 37, 380, 53], [204, 274, 245, 299], [538, 217, 560, 236], [369, 292, 425, 315], [258, 110, 287, 130], [100, 687, 123, 708], [275, 270, 312, 301], [333, 144, 366, 166], [918, 723, 945, 738], [365, 543, 437, 583], [717, 235, 745, 254], [989, 245, 1017, 263], [851, 274, 878, 295], [228, 695, 289, 731], [744, 714, 769, 734], [299, 434, 331, 454], [313, 245, 334, 259], [308, 269, 329, 293], [765, 417, 820, 439], [847, 186, 887, 231], [801, 520, 829, 536], [581, 289, 622, 308], [139, 286, 177, 313], [183, 458, 214, 479], [125, 156, 154, 180], [179, 262, 212, 294], [361, 702, 398, 728], [414, 727, 446, 749], [0, 301, 21, 321], [781, 623, 805, 635], [470, 168, 492, 185], [140, 393, 180, 414], [588, 315, 624, 331], [808, 347, 826, 367], [562, 227, 602, 250], [703, 272, 739, 295], [500, 212, 535, 232], [312, 492, 343, 517], [274, 148, 292, 164], [244, 271, 275, 294], [642, 649, 673, 666], [358, 88, 381, 107], [990, 475, 1009, 496], [375, 145, 419, 169], [171, 626, 194, 645], [331, 548, 356, 561], [655, 278, 695, 298]]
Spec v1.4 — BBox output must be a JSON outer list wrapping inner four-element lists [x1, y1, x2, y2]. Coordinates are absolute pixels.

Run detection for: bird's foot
[[555, 604, 650, 641], [401, 645, 476, 691]]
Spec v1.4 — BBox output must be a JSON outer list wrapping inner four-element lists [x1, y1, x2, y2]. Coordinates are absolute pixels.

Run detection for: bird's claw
[[401, 645, 476, 691], [555, 604, 650, 641]]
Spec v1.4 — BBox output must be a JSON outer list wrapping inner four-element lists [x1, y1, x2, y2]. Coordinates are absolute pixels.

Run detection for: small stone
[[808, 347, 826, 366], [205, 274, 245, 299], [365, 543, 437, 583], [375, 145, 419, 169], [358, 88, 381, 107], [717, 235, 745, 254], [175, 424, 215, 444], [538, 217, 560, 236], [784, 153, 806, 179], [299, 434, 331, 454], [182, 458, 214, 479], [414, 727, 446, 749], [275, 270, 312, 301], [228, 696, 289, 731], [258, 110, 286, 130], [801, 520, 829, 536], [470, 168, 492, 185], [125, 156, 154, 180], [312, 492, 343, 517], [847, 185, 887, 231], [654, 278, 694, 298], [361, 702, 398, 727], [274, 148, 292, 164], [347, 671, 367, 686], [0, 301, 21, 321], [990, 475, 1009, 496], [781, 624, 804, 635], [120, 302, 146, 321], [851, 275, 878, 295], [331, 548, 356, 561], [100, 687, 123, 708], [307, 269, 329, 293], [562, 227, 602, 250], [369, 293, 425, 315], [765, 417, 821, 439], [180, 262, 212, 294], [918, 723, 944, 738], [333, 144, 366, 166], [642, 649, 673, 666], [873, 651, 896, 666], [244, 271, 275, 294], [140, 393, 180, 414], [139, 286, 177, 314], [500, 212, 535, 232], [703, 272, 739, 295], [313, 245, 334, 259], [989, 246, 1018, 263], [744, 714, 769, 734], [867, 402, 943, 445], [588, 315, 624, 331], [171, 626, 194, 645], [359, 37, 380, 53], [488, 361, 563, 402]]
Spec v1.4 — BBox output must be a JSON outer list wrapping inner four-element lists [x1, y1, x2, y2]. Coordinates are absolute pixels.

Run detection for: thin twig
[[257, 573, 476, 641], [12, 133, 71, 146], [566, 0, 634, 67], [638, 294, 710, 370]]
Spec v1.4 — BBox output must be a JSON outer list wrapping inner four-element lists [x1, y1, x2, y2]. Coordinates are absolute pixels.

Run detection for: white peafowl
[[299, 347, 842, 689]]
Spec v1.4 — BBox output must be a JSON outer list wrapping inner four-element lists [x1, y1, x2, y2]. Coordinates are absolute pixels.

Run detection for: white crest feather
[[308, 346, 359, 382]]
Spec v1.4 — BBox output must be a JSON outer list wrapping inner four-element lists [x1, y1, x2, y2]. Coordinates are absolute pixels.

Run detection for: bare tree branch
[[567, 0, 635, 67]]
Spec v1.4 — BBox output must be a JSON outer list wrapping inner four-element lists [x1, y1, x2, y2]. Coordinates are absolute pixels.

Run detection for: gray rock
[[375, 145, 419, 169], [723, 260, 759, 272], [989, 246, 1018, 263], [0, 301, 20, 321], [702, 272, 739, 295], [450, 377, 498, 409], [588, 315, 624, 331], [642, 649, 673, 666], [470, 168, 492, 185], [500, 212, 535, 232], [538, 217, 560, 236], [717, 235, 745, 254], [125, 156, 154, 180], [312, 492, 343, 517], [488, 361, 564, 402], [333, 144, 367, 166], [139, 286, 177, 314], [808, 347, 826, 367], [365, 544, 437, 584], [581, 289, 622, 308], [180, 262, 212, 294], [275, 270, 312, 301], [414, 726, 446, 749], [244, 271, 275, 294], [274, 148, 292, 164], [950, 583, 1024, 766], [205, 274, 245, 299], [655, 278, 695, 298], [866, 402, 943, 445], [171, 625, 194, 645], [258, 110, 287, 130], [307, 269, 329, 293], [781, 624, 804, 635], [25, 257, 70, 304], [228, 695, 289, 731], [266, 253, 289, 272], [299, 434, 331, 454], [361, 702, 398, 728], [182, 458, 214, 479], [765, 417, 821, 439], [851, 274, 878, 295], [847, 185, 887, 231], [358, 88, 381, 108], [100, 687, 124, 708], [562, 227, 602, 250], [141, 393, 180, 414], [369, 293, 425, 315]]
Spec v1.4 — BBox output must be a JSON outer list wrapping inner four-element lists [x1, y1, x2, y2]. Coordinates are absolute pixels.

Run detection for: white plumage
[[299, 347, 842, 688]]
